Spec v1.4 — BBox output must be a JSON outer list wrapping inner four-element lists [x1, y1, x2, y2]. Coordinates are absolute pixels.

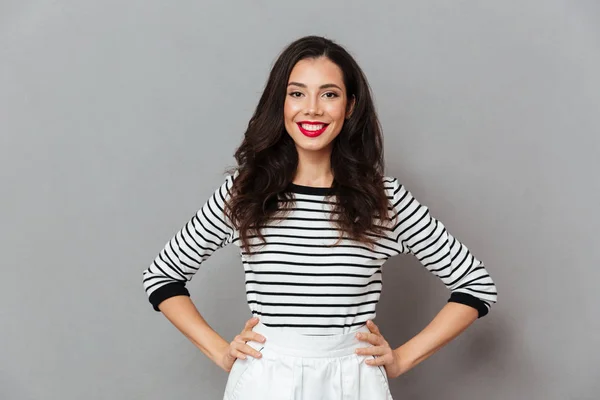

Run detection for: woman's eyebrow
[[287, 82, 343, 90]]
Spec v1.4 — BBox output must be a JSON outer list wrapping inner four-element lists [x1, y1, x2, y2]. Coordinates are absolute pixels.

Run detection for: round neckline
[[286, 182, 336, 196]]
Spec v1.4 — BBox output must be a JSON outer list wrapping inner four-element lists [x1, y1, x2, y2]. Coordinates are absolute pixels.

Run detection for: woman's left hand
[[355, 320, 403, 379]]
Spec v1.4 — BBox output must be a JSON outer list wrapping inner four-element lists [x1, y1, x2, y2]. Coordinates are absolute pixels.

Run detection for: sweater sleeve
[[142, 173, 236, 311], [388, 177, 498, 317]]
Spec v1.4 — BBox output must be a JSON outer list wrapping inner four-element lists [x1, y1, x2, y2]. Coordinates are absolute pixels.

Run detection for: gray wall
[[1, 1, 598, 399]]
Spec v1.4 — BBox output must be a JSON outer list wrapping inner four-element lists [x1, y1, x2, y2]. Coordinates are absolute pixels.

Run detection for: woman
[[142, 35, 497, 399]]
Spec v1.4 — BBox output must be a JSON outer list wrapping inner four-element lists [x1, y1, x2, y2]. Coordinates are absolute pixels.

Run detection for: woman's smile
[[296, 121, 330, 137]]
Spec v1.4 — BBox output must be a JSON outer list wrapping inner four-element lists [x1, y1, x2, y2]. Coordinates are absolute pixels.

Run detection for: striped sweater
[[142, 172, 497, 335]]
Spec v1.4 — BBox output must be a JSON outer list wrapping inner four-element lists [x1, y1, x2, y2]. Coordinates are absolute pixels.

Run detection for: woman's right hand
[[220, 317, 266, 372]]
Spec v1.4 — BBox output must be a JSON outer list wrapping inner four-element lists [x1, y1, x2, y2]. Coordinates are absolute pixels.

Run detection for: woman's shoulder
[[382, 175, 401, 192], [382, 175, 398, 185], [381, 175, 416, 203], [224, 169, 240, 180], [219, 169, 240, 187]]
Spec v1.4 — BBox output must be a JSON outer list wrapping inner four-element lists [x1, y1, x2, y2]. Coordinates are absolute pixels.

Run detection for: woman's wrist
[[209, 340, 230, 370], [392, 345, 418, 378], [196, 332, 230, 368]]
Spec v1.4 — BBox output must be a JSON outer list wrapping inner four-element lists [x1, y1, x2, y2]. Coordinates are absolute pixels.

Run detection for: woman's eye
[[289, 91, 303, 97], [324, 92, 339, 98]]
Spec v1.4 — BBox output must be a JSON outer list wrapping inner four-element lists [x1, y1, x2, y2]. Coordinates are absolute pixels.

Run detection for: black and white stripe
[[143, 172, 498, 335]]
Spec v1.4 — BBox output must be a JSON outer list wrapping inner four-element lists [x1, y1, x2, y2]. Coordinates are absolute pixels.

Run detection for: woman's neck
[[294, 149, 334, 187]]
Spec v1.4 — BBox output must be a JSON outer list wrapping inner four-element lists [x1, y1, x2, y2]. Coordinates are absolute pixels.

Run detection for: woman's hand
[[219, 317, 266, 372], [355, 320, 404, 379]]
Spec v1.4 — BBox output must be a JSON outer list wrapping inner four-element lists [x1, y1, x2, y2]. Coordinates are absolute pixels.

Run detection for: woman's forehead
[[288, 58, 345, 87]]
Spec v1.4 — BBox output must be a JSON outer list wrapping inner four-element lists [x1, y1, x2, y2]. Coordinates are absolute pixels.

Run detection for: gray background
[[1, 1, 599, 399]]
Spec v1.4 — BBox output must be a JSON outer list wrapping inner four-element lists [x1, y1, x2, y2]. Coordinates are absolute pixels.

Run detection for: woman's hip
[[223, 322, 393, 400]]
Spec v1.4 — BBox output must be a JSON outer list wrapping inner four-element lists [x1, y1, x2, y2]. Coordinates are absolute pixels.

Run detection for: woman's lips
[[297, 122, 329, 137]]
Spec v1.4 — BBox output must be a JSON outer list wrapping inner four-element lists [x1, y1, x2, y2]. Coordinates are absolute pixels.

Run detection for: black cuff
[[448, 292, 488, 318], [149, 282, 190, 312]]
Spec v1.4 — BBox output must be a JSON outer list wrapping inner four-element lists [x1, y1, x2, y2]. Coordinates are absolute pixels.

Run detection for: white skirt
[[223, 322, 393, 400]]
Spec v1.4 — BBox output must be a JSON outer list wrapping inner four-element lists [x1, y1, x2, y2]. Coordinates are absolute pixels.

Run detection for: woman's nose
[[305, 99, 323, 116]]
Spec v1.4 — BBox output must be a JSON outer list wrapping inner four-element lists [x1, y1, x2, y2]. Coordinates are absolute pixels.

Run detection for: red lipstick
[[296, 121, 329, 138]]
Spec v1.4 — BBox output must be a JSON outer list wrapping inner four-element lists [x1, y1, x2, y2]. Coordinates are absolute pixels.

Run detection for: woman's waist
[[248, 321, 371, 358]]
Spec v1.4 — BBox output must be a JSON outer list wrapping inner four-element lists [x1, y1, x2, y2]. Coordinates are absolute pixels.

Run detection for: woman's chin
[[295, 142, 334, 155]]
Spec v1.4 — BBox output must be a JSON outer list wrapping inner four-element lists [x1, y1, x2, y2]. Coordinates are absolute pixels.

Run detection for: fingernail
[[355, 333, 361, 339]]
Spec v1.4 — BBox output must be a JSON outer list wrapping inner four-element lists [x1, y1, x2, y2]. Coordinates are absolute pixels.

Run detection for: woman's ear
[[346, 94, 356, 119]]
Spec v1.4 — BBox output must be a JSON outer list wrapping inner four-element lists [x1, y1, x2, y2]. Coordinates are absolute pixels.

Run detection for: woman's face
[[284, 57, 354, 156]]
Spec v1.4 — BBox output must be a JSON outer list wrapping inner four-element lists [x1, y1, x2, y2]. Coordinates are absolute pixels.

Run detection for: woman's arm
[[387, 177, 498, 316], [141, 174, 237, 369], [142, 174, 236, 311], [158, 295, 230, 368], [392, 302, 478, 376], [357, 302, 478, 378], [382, 177, 497, 376]]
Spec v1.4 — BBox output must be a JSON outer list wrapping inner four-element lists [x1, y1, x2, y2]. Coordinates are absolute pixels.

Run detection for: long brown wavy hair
[[224, 35, 394, 255]]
